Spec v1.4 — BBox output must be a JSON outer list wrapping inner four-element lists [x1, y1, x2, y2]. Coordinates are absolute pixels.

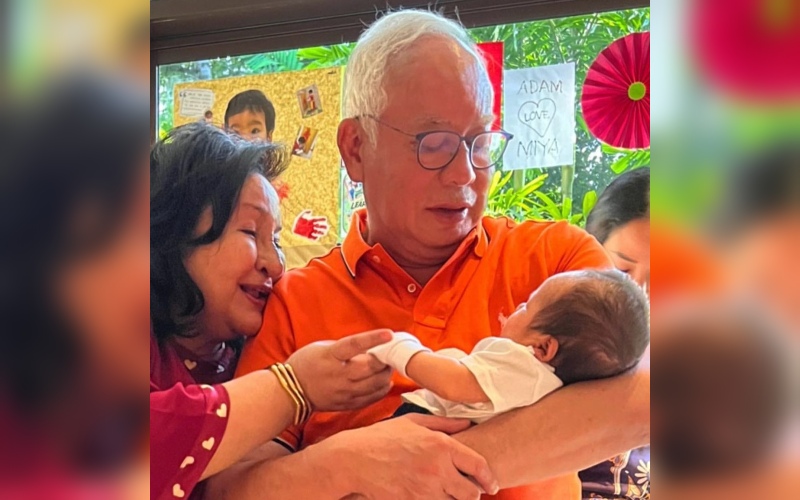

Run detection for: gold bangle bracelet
[[278, 364, 309, 423], [283, 363, 312, 419], [283, 364, 308, 401], [274, 363, 307, 424], [269, 363, 311, 426], [270, 364, 304, 425], [270, 364, 301, 425]]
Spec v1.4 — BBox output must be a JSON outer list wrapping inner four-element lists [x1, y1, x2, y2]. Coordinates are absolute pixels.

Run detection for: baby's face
[[500, 272, 582, 344]]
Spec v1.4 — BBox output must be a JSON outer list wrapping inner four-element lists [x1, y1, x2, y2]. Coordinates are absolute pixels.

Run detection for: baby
[[368, 269, 650, 423]]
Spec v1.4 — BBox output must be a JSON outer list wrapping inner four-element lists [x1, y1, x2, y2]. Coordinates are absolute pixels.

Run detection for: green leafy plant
[[245, 49, 304, 73], [486, 170, 598, 226], [298, 44, 355, 69], [601, 144, 651, 174], [581, 189, 598, 221], [486, 170, 548, 220]]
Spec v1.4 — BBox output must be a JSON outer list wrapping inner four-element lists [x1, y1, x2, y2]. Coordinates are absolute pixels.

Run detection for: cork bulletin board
[[174, 67, 343, 269]]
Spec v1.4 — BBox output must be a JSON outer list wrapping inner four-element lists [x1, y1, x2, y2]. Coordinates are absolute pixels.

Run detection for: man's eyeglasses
[[360, 115, 513, 171]]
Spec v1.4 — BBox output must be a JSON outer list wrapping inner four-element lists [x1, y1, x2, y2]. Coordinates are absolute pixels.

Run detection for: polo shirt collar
[[341, 208, 488, 278], [341, 210, 372, 278]]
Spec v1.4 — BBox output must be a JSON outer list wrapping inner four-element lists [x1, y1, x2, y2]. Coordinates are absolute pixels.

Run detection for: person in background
[[224, 90, 276, 142], [582, 167, 650, 499], [585, 167, 650, 291]]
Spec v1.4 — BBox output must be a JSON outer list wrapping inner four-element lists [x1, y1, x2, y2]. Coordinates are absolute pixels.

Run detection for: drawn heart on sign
[[518, 99, 557, 137]]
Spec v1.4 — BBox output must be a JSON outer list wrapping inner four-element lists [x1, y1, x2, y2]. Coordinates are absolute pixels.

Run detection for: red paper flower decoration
[[581, 32, 650, 149], [690, 0, 800, 100]]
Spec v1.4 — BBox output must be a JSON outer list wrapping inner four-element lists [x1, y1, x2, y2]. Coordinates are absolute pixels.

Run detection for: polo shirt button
[[371, 255, 381, 264], [407, 283, 417, 294]]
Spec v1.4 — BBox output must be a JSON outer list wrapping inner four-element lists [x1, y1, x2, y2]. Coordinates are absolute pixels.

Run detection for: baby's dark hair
[[224, 89, 276, 132], [530, 269, 650, 384]]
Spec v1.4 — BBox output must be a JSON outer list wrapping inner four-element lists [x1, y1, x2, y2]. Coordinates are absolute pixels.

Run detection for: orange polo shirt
[[237, 210, 612, 500]]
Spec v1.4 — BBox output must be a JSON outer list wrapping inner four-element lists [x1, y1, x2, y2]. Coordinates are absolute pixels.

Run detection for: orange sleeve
[[235, 290, 303, 451]]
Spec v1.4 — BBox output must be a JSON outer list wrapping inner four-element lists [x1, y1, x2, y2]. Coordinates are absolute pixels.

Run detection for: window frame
[[150, 0, 648, 140]]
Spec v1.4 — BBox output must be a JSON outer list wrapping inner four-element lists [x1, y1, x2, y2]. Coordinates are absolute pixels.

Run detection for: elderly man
[[212, 9, 649, 500]]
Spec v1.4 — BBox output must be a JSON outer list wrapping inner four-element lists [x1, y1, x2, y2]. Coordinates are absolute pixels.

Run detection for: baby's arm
[[405, 352, 490, 404], [367, 332, 489, 404]]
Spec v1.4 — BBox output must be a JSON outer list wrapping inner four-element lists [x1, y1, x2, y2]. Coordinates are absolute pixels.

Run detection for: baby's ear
[[538, 335, 559, 363]]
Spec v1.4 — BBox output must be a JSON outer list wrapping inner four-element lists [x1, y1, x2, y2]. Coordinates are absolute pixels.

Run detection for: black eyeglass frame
[[359, 115, 514, 171]]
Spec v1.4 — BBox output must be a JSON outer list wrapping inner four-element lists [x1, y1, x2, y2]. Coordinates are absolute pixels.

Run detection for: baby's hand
[[367, 332, 432, 376]]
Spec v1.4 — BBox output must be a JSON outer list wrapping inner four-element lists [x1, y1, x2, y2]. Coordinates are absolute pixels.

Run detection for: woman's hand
[[287, 329, 394, 411], [320, 414, 499, 500]]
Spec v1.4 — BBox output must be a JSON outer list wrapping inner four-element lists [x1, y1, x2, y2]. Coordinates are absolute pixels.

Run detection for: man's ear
[[338, 118, 365, 182], [266, 130, 273, 141]]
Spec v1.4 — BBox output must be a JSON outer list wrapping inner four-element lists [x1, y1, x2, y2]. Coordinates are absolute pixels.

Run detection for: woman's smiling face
[[183, 174, 285, 342]]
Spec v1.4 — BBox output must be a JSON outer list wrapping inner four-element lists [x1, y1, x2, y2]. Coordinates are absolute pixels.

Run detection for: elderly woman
[[149, 123, 394, 500], [582, 166, 650, 499]]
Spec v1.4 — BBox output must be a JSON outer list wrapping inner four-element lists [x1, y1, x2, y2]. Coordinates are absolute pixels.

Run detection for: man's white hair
[[343, 9, 493, 143]]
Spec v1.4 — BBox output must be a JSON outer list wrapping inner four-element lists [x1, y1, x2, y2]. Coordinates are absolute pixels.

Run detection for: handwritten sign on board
[[178, 89, 215, 118], [503, 63, 575, 169]]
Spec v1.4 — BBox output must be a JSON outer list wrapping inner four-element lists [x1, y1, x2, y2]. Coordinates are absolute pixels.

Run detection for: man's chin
[[432, 218, 477, 239], [421, 229, 473, 252]]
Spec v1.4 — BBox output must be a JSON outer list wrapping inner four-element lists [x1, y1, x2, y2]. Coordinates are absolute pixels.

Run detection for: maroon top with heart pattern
[[150, 333, 237, 500]]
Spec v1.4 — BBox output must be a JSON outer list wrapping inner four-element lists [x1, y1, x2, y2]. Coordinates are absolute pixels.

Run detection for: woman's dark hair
[[0, 73, 148, 464], [150, 122, 288, 342], [585, 167, 650, 244]]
